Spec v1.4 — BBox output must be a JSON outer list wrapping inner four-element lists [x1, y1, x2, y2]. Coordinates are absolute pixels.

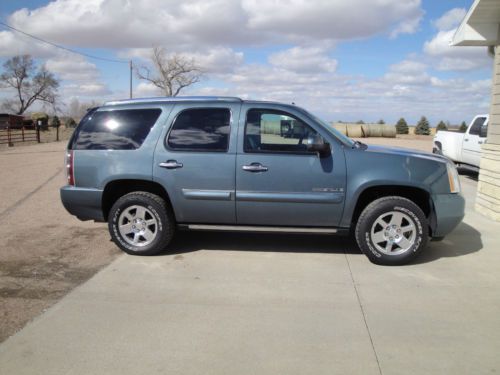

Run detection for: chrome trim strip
[[187, 225, 337, 234], [236, 191, 343, 204], [182, 189, 233, 201]]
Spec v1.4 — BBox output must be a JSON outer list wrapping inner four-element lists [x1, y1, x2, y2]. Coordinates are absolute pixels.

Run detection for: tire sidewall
[[356, 198, 428, 265], [109, 195, 167, 255]]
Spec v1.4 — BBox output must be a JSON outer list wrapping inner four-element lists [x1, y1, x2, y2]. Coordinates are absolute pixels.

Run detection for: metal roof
[[452, 0, 500, 46], [104, 96, 243, 106]]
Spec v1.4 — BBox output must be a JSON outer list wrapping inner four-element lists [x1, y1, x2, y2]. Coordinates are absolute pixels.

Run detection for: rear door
[[463, 116, 487, 167], [153, 102, 241, 224], [235, 104, 347, 227]]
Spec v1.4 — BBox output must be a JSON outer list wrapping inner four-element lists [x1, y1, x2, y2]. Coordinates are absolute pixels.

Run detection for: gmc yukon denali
[[60, 97, 465, 265]]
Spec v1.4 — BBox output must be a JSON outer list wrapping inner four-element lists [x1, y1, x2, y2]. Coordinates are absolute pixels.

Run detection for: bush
[[415, 116, 431, 135], [356, 120, 365, 124], [51, 115, 61, 128], [395, 118, 409, 134], [377, 119, 385, 124], [436, 120, 447, 131], [66, 118, 77, 128], [459, 121, 467, 133]]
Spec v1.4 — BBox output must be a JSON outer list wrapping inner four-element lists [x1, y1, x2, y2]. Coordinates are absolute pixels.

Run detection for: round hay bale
[[381, 124, 396, 138], [346, 124, 363, 138], [361, 124, 371, 137], [332, 123, 347, 135], [368, 124, 383, 137]]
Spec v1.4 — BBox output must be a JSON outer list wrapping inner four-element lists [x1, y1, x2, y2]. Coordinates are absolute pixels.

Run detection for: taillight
[[66, 150, 75, 186]]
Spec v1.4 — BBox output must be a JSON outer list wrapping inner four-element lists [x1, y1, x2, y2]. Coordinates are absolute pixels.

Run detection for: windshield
[[297, 107, 355, 147]]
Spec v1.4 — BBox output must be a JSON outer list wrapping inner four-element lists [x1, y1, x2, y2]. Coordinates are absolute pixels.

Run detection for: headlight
[[446, 162, 461, 193]]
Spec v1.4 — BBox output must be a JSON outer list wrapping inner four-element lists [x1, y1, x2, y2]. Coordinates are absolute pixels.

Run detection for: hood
[[364, 144, 449, 164]]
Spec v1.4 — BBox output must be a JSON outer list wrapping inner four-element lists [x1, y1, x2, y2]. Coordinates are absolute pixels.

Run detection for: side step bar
[[180, 224, 337, 234]]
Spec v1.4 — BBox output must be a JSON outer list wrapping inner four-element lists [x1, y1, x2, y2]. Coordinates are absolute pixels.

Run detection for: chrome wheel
[[118, 205, 158, 247], [370, 211, 416, 256]]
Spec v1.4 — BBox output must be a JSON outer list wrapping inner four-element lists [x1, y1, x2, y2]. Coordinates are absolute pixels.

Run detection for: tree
[[377, 119, 385, 124], [66, 117, 77, 128], [0, 55, 59, 115], [136, 46, 203, 96], [51, 115, 61, 141], [395, 118, 409, 134], [415, 116, 431, 135], [436, 120, 447, 131], [459, 121, 468, 133], [356, 120, 365, 124]]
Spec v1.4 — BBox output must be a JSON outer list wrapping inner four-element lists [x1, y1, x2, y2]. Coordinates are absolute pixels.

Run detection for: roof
[[452, 0, 500, 46], [104, 96, 243, 106]]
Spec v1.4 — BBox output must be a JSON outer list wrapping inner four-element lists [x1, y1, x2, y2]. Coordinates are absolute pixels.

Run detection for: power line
[[0, 20, 129, 64]]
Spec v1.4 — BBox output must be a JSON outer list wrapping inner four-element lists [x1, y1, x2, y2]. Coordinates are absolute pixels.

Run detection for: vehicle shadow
[[163, 221, 482, 265], [166, 231, 359, 256], [457, 166, 478, 181]]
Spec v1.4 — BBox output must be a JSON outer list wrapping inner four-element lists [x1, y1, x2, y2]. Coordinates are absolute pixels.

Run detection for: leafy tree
[[51, 115, 61, 128], [395, 118, 409, 134], [436, 120, 447, 131], [356, 120, 365, 124], [136, 46, 203, 96], [415, 116, 431, 135], [0, 55, 59, 114], [377, 119, 385, 124], [459, 121, 468, 133]]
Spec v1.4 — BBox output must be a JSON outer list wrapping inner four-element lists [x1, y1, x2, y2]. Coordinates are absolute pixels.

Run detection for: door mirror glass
[[306, 134, 331, 157]]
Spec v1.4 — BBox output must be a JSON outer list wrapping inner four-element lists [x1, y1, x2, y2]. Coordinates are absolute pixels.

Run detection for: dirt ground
[[0, 135, 435, 343]]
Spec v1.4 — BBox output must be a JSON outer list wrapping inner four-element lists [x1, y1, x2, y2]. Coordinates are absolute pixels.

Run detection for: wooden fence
[[0, 127, 40, 146]]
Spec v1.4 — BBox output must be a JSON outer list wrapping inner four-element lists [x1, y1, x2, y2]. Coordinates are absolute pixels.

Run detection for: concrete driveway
[[0, 149, 499, 374]]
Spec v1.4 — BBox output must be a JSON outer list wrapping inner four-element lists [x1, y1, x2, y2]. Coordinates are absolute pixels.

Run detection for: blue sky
[[0, 0, 492, 124]]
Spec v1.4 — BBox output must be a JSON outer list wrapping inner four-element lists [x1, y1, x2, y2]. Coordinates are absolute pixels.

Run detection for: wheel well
[[352, 185, 432, 227], [102, 179, 174, 221]]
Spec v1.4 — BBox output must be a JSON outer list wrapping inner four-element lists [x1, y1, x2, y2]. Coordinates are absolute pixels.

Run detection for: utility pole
[[129, 60, 133, 99]]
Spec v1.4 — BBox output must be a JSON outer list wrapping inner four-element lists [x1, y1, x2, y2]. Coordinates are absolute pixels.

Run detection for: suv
[[61, 97, 464, 265]]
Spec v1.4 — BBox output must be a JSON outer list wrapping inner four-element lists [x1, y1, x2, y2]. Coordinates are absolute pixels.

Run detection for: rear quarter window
[[71, 108, 162, 150]]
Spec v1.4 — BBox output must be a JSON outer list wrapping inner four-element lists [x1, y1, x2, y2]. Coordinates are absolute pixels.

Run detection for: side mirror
[[480, 125, 488, 138], [306, 134, 331, 157]]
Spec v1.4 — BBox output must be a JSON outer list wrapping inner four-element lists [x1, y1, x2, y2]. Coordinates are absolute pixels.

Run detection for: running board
[[182, 224, 337, 234]]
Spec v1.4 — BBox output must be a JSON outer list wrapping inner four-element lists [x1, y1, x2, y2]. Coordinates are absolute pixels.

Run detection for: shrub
[[51, 115, 61, 128], [415, 116, 431, 135], [395, 118, 409, 134], [377, 119, 385, 124], [436, 120, 447, 131], [459, 121, 467, 133]]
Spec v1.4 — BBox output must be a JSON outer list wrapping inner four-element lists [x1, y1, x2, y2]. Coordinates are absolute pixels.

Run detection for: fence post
[[22, 126, 25, 142], [36, 124, 40, 143], [8, 127, 13, 147]]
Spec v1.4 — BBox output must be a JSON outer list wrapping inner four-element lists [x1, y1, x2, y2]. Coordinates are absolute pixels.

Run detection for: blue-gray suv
[[60, 96, 465, 265]]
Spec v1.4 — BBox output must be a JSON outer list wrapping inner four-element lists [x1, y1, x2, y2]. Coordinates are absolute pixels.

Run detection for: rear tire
[[355, 196, 428, 265], [108, 192, 174, 255]]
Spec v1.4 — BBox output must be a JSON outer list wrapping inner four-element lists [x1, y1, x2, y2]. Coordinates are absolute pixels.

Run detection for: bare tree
[[0, 55, 59, 115], [136, 46, 203, 96]]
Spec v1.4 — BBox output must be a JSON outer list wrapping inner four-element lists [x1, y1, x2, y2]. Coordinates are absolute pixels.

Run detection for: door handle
[[242, 163, 268, 172], [159, 160, 183, 169], [464, 138, 469, 142], [478, 141, 484, 144]]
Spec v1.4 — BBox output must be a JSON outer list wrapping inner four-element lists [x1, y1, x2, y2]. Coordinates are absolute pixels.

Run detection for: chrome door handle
[[478, 141, 483, 144], [464, 138, 469, 141], [242, 163, 268, 172], [159, 160, 183, 169]]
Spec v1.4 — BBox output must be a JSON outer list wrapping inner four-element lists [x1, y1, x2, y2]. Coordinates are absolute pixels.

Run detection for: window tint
[[167, 108, 230, 151], [244, 109, 321, 154], [71, 109, 161, 150], [469, 117, 486, 136]]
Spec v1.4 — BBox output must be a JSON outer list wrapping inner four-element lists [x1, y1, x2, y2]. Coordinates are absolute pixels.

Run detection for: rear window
[[166, 108, 230, 152], [71, 109, 161, 150]]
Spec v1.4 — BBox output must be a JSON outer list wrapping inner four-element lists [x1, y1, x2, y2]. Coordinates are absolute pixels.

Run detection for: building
[[452, 0, 500, 221], [0, 114, 24, 130]]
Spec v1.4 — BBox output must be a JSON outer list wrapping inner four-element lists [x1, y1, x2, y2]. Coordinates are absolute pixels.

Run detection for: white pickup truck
[[433, 114, 489, 169]]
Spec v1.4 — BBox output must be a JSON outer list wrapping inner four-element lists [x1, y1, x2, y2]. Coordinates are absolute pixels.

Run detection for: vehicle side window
[[469, 117, 486, 136], [167, 108, 230, 152], [244, 109, 321, 154], [71, 109, 161, 150]]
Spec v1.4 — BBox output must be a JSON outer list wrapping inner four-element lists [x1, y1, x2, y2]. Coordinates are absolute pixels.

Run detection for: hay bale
[[368, 124, 383, 137], [332, 123, 347, 135], [346, 124, 363, 138], [361, 124, 371, 137], [381, 125, 396, 138]]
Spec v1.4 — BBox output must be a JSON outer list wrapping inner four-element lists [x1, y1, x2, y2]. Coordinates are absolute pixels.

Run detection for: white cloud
[[45, 53, 100, 81], [4, 0, 423, 52], [423, 9, 489, 71], [432, 8, 466, 30], [269, 47, 337, 74]]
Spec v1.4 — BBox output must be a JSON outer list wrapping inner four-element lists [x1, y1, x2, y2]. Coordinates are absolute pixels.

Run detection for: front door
[[236, 105, 346, 227], [154, 103, 241, 224]]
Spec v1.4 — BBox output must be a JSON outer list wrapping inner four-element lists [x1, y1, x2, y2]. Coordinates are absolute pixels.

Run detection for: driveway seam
[[344, 252, 383, 375], [0, 167, 63, 220]]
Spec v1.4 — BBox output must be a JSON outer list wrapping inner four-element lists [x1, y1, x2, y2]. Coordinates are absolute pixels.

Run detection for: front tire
[[355, 196, 428, 265], [108, 192, 174, 255]]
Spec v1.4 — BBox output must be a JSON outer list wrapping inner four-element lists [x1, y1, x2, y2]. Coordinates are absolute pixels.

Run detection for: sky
[[0, 0, 493, 125]]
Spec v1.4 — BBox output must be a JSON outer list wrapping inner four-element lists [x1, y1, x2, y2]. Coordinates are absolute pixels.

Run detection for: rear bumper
[[60, 186, 104, 222], [431, 193, 465, 237]]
